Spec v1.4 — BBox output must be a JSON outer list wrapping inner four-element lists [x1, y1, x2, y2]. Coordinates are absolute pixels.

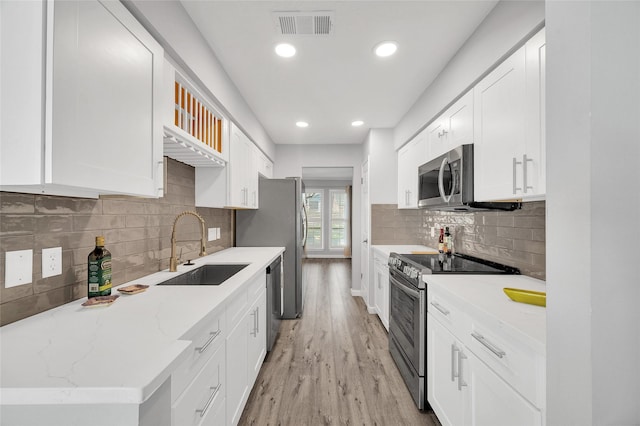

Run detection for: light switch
[[208, 227, 215, 242], [5, 249, 33, 288], [42, 247, 62, 278]]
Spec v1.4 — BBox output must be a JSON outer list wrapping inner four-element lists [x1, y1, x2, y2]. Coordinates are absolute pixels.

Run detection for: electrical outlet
[[208, 227, 215, 241], [5, 249, 33, 288], [42, 247, 62, 278]]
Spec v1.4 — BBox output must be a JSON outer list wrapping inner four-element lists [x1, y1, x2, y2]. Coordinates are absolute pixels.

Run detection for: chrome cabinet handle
[[471, 332, 506, 359], [195, 383, 222, 417], [523, 154, 534, 193], [250, 308, 258, 337], [195, 329, 222, 353], [256, 306, 260, 336], [430, 302, 450, 316], [451, 344, 459, 382], [512, 157, 522, 194], [457, 352, 468, 391]]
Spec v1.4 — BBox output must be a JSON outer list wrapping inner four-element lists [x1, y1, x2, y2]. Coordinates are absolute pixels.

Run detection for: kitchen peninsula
[[0, 247, 283, 426]]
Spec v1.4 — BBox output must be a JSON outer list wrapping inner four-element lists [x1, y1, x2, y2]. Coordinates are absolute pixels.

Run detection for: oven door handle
[[390, 274, 420, 299]]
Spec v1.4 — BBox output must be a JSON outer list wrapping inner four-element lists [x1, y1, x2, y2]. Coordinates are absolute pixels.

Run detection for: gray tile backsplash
[[371, 202, 546, 279], [0, 158, 232, 326]]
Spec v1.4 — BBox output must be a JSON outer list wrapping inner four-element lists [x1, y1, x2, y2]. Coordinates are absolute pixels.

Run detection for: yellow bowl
[[503, 288, 546, 307]]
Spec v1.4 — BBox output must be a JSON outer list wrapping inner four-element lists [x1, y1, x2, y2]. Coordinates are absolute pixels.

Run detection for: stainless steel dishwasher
[[266, 255, 283, 352]]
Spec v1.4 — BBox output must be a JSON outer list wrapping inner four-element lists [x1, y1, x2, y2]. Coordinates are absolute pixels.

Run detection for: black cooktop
[[399, 252, 520, 275]]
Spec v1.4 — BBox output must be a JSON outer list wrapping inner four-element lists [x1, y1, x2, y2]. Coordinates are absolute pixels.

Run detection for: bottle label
[[88, 256, 112, 297]]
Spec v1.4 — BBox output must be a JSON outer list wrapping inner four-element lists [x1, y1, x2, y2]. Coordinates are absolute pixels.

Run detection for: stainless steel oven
[[387, 251, 520, 410], [388, 267, 426, 409]]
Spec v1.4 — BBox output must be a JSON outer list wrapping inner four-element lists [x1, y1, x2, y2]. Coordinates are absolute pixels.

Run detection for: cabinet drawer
[[172, 342, 226, 426], [173, 309, 225, 401], [427, 286, 470, 340], [467, 319, 545, 408]]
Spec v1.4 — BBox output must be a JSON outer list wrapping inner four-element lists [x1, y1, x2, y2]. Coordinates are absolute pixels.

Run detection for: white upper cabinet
[[397, 130, 427, 209], [426, 91, 474, 161], [0, 0, 164, 198], [474, 28, 546, 202], [229, 124, 259, 209], [196, 122, 260, 209], [255, 148, 274, 179]]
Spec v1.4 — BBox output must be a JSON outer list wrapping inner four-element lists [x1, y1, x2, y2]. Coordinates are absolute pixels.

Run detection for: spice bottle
[[438, 228, 445, 253], [88, 236, 112, 298]]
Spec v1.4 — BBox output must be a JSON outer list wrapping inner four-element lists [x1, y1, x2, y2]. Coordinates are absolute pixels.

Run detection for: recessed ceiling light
[[275, 43, 296, 58], [296, 121, 309, 128], [374, 41, 398, 58], [351, 120, 364, 127]]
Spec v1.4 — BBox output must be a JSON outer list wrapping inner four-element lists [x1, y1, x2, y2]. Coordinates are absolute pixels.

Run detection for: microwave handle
[[438, 157, 453, 203]]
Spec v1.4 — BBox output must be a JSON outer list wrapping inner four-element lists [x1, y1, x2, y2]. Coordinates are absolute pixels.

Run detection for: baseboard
[[367, 306, 377, 315], [305, 254, 350, 259], [350, 289, 361, 297]]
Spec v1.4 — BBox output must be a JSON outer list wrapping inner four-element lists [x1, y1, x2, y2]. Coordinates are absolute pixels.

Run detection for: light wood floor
[[239, 259, 441, 426]]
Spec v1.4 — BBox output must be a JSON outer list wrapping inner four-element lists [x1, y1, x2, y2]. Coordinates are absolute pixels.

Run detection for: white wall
[[123, 0, 276, 160], [275, 144, 364, 293], [546, 2, 640, 425], [394, 0, 544, 150], [363, 129, 397, 204]]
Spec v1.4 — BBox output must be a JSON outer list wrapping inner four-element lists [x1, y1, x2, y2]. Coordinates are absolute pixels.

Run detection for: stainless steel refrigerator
[[235, 177, 307, 319]]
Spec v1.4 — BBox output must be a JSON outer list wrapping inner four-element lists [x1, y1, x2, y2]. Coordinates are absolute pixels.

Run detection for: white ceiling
[[181, 1, 498, 145]]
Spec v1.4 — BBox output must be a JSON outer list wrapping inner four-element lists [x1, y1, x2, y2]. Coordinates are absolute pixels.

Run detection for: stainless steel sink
[[157, 264, 249, 286]]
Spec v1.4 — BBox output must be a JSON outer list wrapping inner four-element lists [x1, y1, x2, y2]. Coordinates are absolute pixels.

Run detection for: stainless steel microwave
[[417, 144, 520, 211]]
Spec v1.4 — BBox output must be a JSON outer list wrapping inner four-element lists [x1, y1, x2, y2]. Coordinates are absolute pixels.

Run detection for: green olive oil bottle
[[88, 236, 112, 298]]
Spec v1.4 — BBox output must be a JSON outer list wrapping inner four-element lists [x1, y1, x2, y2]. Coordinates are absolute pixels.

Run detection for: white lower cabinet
[[226, 308, 250, 426], [427, 314, 466, 426], [372, 251, 390, 331], [427, 285, 544, 426], [172, 343, 226, 426], [248, 288, 267, 385], [225, 273, 267, 426], [466, 350, 542, 426], [170, 272, 267, 426]]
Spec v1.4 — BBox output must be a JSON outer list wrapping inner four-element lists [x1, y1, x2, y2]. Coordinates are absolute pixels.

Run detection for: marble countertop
[[371, 244, 438, 257], [424, 274, 546, 354], [0, 247, 284, 406]]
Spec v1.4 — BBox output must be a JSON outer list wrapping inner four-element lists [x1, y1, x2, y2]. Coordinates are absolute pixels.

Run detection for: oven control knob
[[410, 268, 419, 279]]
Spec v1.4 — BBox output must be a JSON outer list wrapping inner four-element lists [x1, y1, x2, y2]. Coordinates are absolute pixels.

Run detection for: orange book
[[174, 82, 179, 126], [207, 112, 212, 146], [216, 118, 222, 152], [196, 101, 201, 140], [180, 87, 185, 129], [187, 92, 192, 134]]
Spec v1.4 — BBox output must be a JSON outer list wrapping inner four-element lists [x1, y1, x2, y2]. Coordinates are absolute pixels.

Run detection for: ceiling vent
[[272, 11, 334, 36]]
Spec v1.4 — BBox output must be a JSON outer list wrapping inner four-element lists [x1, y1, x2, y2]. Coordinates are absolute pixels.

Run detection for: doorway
[[302, 167, 354, 259]]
